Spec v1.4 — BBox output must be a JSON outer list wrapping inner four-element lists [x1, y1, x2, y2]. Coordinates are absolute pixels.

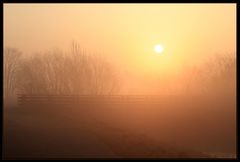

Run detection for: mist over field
[[3, 3, 236, 159]]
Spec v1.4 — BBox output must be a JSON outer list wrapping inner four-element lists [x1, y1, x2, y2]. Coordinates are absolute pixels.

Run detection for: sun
[[154, 44, 164, 54]]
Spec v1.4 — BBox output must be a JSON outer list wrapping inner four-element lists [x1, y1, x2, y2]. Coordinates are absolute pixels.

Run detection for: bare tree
[[89, 54, 119, 95], [181, 53, 236, 95], [16, 42, 119, 96], [4, 48, 22, 103], [17, 50, 69, 95]]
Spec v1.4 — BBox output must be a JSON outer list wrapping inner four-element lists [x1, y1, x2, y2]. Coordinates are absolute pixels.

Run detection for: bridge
[[17, 94, 176, 107]]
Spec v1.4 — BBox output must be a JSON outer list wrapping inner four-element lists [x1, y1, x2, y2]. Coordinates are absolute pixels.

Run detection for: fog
[[3, 4, 236, 159]]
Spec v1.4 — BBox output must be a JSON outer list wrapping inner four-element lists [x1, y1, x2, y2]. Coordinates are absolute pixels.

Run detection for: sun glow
[[154, 44, 164, 54]]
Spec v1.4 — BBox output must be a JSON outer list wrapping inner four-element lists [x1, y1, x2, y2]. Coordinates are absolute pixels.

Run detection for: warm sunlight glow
[[154, 44, 164, 54], [3, 4, 236, 159]]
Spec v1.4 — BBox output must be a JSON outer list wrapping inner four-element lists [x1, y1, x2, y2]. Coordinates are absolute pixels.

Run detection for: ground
[[2, 96, 236, 159]]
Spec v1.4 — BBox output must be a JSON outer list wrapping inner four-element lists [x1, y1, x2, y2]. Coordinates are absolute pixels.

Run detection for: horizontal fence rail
[[17, 94, 177, 108]]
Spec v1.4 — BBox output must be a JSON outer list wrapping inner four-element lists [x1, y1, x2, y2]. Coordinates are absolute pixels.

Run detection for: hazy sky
[[4, 3, 236, 94]]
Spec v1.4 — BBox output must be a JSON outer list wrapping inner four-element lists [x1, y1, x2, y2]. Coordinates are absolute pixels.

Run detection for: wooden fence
[[17, 94, 172, 108]]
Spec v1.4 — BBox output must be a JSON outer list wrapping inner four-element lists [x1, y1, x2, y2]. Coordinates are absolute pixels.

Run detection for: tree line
[[4, 43, 236, 103], [4, 42, 119, 102]]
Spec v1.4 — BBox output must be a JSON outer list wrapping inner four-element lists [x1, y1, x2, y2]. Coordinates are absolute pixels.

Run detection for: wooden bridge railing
[[17, 94, 172, 107]]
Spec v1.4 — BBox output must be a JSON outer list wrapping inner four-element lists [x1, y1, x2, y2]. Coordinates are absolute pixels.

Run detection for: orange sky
[[4, 4, 236, 94]]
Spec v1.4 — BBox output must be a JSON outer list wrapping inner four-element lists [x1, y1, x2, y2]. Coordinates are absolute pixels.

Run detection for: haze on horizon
[[4, 3, 236, 95], [3, 3, 237, 159]]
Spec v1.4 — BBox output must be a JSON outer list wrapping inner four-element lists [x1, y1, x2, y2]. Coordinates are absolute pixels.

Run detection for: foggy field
[[3, 95, 236, 159], [2, 46, 236, 159], [3, 4, 236, 159]]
